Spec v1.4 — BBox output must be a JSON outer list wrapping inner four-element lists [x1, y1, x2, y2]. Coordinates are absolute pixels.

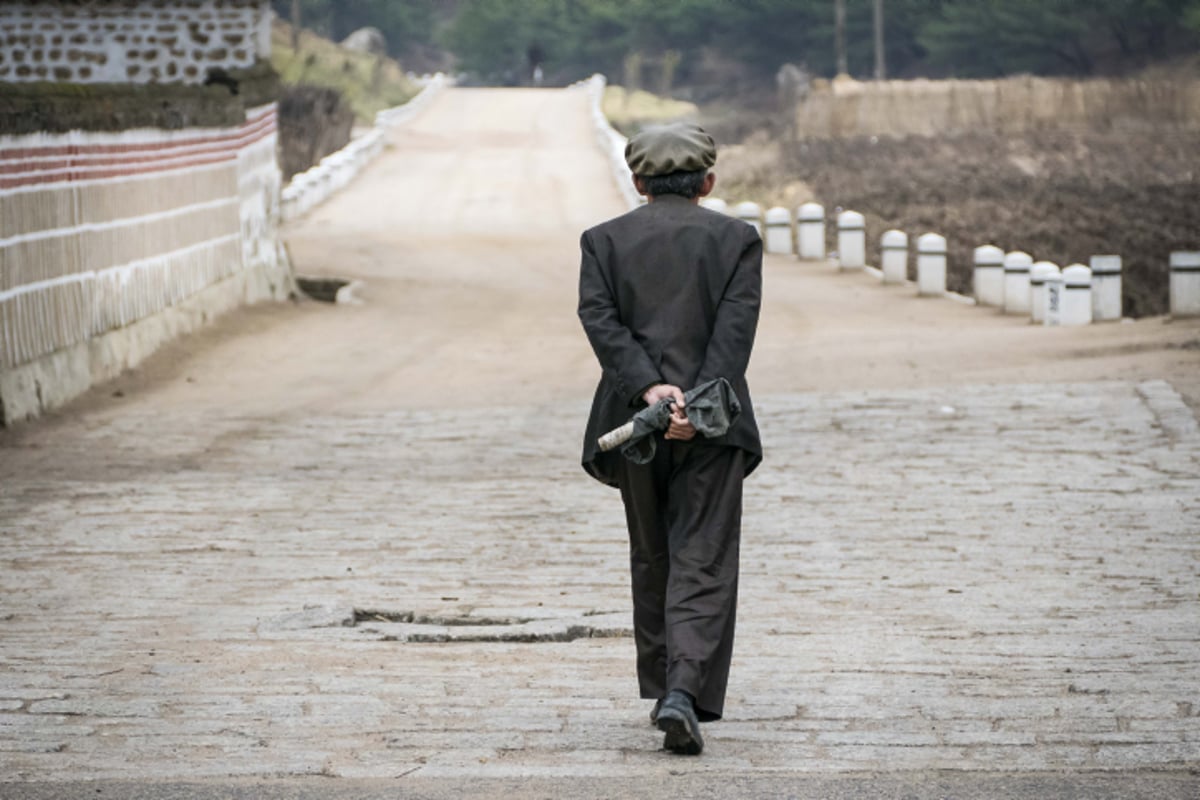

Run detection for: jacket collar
[[647, 194, 698, 207]]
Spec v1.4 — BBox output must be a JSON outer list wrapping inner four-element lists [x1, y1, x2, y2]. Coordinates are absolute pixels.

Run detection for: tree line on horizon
[[274, 0, 1200, 89]]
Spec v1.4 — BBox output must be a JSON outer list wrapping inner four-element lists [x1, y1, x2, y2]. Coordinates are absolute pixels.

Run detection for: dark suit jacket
[[578, 194, 763, 487]]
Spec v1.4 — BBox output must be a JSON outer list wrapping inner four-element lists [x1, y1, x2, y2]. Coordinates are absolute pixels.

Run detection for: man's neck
[[647, 194, 701, 206]]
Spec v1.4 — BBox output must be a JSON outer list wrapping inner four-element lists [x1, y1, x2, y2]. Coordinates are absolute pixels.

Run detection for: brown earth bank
[[720, 128, 1200, 318], [276, 85, 354, 179]]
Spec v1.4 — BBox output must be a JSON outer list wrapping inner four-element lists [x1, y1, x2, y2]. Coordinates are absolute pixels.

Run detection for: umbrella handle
[[597, 420, 636, 452]]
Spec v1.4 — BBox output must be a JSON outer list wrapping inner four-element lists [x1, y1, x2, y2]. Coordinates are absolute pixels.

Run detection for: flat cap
[[625, 122, 717, 177]]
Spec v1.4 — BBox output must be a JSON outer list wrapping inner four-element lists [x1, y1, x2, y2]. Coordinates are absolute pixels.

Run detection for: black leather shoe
[[649, 697, 664, 724], [655, 689, 703, 755]]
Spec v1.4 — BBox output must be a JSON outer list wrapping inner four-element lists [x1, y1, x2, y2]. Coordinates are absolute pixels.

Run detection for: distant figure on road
[[527, 41, 544, 87], [577, 123, 763, 755]]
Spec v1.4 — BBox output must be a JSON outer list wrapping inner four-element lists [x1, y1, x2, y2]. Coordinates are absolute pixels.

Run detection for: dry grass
[[777, 129, 1200, 317], [602, 85, 698, 136], [270, 20, 417, 124]]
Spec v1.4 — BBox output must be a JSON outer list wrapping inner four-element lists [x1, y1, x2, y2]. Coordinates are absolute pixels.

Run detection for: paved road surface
[[2, 87, 1199, 797]]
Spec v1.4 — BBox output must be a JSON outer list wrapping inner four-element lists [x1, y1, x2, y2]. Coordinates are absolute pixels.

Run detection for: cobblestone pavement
[[1, 379, 1197, 782]]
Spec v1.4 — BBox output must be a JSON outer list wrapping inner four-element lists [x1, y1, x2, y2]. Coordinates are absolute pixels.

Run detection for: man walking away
[[577, 123, 763, 755]]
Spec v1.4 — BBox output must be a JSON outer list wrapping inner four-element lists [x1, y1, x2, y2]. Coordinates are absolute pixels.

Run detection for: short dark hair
[[641, 169, 707, 199]]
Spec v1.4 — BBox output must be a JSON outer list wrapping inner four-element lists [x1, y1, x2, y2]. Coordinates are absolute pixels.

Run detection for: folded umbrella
[[597, 377, 742, 464]]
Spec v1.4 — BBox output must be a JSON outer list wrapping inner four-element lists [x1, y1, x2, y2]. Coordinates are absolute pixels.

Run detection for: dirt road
[[26, 87, 1195, 426], [2, 87, 1198, 792]]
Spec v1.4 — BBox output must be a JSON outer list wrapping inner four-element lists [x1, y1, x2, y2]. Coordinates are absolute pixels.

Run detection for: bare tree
[[835, 0, 848, 76], [874, 0, 886, 80], [290, 0, 301, 51]]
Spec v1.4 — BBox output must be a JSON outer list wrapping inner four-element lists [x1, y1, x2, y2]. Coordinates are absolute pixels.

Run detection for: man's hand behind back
[[642, 384, 697, 441]]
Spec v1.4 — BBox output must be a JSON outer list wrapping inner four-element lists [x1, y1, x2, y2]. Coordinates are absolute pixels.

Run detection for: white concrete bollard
[[735, 201, 764, 237], [837, 210, 866, 270], [1044, 271, 1064, 326], [973, 245, 1005, 307], [1003, 251, 1034, 315], [1060, 264, 1093, 326], [764, 206, 793, 254], [1170, 251, 1200, 317], [880, 230, 908, 285], [916, 233, 947, 296], [1089, 255, 1122, 322], [700, 197, 728, 214], [797, 202, 826, 261], [1029, 261, 1060, 324]]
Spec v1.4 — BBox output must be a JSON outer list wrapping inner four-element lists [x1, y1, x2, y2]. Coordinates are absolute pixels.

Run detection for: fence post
[[1003, 251, 1034, 315], [700, 197, 728, 214], [1089, 255, 1122, 322], [1170, 251, 1200, 317], [916, 233, 947, 296], [797, 202, 825, 261], [1060, 264, 1093, 326], [837, 210, 866, 270], [1029, 261, 1060, 324], [735, 201, 764, 237], [880, 230, 908, 285], [973, 245, 1005, 307], [764, 206, 793, 254]]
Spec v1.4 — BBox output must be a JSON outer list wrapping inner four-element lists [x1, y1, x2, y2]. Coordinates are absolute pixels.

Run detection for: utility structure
[[874, 0, 886, 80], [834, 0, 848, 76], [835, 0, 886, 79]]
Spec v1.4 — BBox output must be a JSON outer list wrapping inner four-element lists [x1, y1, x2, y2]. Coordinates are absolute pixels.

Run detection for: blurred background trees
[[272, 0, 1200, 88]]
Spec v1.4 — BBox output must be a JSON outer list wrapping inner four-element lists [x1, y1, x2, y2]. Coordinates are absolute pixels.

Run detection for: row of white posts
[[702, 199, 1200, 323]]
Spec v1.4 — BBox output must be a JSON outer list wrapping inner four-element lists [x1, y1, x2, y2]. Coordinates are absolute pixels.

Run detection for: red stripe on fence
[[0, 113, 276, 188], [0, 108, 276, 163], [0, 152, 237, 190], [0, 120, 277, 177]]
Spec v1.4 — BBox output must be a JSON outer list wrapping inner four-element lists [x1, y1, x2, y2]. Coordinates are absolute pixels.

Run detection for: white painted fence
[[582, 74, 641, 211], [281, 74, 447, 222], [0, 103, 289, 423]]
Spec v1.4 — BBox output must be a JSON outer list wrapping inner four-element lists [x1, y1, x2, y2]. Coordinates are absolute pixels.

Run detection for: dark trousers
[[615, 440, 745, 722]]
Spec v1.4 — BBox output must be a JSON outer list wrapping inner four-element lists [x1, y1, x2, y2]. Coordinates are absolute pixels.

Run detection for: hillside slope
[[270, 19, 417, 124]]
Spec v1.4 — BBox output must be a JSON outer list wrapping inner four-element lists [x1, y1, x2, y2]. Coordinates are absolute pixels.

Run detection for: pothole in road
[[295, 276, 362, 304], [356, 608, 632, 643], [355, 609, 530, 626], [262, 605, 631, 643]]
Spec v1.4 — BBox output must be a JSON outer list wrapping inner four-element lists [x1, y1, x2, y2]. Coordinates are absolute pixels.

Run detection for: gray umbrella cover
[[619, 377, 742, 464]]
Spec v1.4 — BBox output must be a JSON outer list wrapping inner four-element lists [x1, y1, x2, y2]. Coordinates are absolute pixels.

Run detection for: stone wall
[[0, 0, 271, 85], [795, 75, 1200, 139]]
